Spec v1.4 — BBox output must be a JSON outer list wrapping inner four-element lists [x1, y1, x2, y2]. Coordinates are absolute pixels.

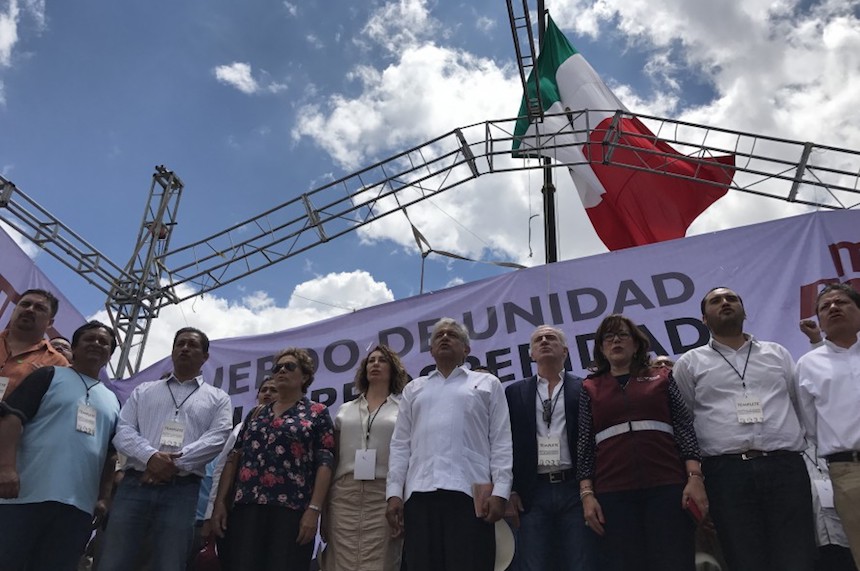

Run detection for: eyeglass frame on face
[[271, 361, 300, 374], [601, 331, 632, 343]]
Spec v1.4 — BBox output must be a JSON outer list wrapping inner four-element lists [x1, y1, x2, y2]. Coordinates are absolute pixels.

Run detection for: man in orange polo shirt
[[0, 289, 68, 399]]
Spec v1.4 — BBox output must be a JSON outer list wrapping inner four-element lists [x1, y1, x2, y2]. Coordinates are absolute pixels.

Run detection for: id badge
[[76, 403, 97, 435], [735, 394, 763, 423], [160, 420, 185, 447], [537, 436, 561, 466], [814, 478, 835, 508], [354, 449, 377, 480], [0, 377, 8, 400]]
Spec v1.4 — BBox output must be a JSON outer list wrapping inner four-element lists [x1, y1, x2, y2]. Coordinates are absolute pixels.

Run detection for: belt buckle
[[741, 450, 764, 460], [548, 471, 564, 483]]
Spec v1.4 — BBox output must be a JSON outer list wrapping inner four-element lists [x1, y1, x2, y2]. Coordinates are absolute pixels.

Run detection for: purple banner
[[117, 210, 858, 422], [0, 226, 87, 341]]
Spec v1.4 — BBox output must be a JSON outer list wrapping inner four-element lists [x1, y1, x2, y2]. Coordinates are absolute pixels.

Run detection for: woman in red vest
[[577, 314, 708, 571]]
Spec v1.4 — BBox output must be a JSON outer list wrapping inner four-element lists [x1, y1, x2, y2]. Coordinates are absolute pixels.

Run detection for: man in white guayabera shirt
[[386, 317, 513, 571]]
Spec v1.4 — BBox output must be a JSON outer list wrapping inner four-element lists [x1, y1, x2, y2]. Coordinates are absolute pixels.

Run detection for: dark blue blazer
[[504, 371, 584, 511]]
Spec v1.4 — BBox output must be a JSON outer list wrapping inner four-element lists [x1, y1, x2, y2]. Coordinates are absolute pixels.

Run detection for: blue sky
[[2, 0, 858, 369]]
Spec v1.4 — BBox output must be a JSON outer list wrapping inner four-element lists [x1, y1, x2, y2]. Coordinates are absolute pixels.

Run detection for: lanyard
[[711, 342, 753, 390], [167, 380, 201, 417], [73, 370, 100, 404], [540, 377, 565, 429], [363, 399, 386, 447]]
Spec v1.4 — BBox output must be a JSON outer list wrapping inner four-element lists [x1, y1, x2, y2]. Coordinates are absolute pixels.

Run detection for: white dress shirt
[[535, 371, 573, 473], [113, 375, 233, 476], [334, 393, 401, 481], [386, 366, 513, 501], [795, 334, 860, 456], [673, 335, 805, 457]]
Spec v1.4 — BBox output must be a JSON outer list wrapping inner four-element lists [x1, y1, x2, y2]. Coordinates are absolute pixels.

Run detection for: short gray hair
[[529, 325, 567, 350], [431, 318, 470, 344]]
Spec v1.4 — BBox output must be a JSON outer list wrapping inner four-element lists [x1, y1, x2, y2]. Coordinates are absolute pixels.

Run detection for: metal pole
[[536, 0, 558, 263]]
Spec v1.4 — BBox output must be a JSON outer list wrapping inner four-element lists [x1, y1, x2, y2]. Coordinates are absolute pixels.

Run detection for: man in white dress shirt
[[673, 287, 815, 571], [796, 283, 860, 568], [99, 327, 232, 571], [386, 317, 513, 571]]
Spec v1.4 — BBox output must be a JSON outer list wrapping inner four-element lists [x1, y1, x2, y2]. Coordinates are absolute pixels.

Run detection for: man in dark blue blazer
[[505, 325, 596, 571]]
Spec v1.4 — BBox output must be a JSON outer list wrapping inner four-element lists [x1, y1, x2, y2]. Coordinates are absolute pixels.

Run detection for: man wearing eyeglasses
[[673, 287, 815, 571], [99, 327, 232, 571], [504, 325, 596, 571]]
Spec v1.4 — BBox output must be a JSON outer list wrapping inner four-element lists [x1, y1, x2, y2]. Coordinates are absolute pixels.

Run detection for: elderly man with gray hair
[[386, 317, 513, 571]]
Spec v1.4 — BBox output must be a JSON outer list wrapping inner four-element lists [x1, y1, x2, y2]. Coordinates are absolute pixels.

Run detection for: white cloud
[[0, 0, 45, 68], [214, 62, 258, 94], [1, 220, 39, 258], [359, 0, 441, 53], [213, 62, 287, 95], [283, 1, 297, 17], [290, 0, 860, 271], [306, 33, 324, 50], [0, 0, 21, 67], [476, 16, 496, 34], [91, 270, 394, 371]]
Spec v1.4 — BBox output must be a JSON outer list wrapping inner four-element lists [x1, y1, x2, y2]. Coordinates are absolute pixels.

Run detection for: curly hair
[[590, 314, 651, 377], [272, 347, 317, 393], [354, 344, 409, 395]]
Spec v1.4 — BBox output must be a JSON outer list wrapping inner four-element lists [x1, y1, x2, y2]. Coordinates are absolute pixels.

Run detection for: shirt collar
[[536, 369, 565, 385], [427, 364, 469, 380], [166, 373, 204, 386], [823, 332, 860, 352], [708, 333, 755, 352]]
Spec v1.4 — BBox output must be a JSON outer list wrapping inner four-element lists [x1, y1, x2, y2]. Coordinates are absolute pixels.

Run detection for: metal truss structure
[[2, 109, 860, 376]]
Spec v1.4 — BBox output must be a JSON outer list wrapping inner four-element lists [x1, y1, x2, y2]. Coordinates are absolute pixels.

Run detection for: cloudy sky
[[1, 0, 858, 370]]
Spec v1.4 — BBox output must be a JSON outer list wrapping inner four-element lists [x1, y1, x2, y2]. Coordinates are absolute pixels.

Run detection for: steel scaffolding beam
[[2, 110, 859, 375]]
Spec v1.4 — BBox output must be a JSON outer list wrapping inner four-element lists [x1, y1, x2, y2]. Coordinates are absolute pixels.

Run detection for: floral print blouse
[[232, 397, 335, 510]]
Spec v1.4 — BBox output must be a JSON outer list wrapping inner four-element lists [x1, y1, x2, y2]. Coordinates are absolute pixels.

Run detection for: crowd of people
[[0, 283, 857, 571]]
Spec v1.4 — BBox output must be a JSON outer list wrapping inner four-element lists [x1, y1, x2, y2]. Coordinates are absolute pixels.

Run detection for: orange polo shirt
[[0, 329, 69, 399]]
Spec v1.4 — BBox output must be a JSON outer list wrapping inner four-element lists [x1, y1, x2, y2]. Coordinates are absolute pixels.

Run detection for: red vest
[[584, 369, 686, 493]]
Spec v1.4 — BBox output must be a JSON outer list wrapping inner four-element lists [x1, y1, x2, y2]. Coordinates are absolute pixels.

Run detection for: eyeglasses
[[601, 331, 631, 343], [272, 362, 299, 374]]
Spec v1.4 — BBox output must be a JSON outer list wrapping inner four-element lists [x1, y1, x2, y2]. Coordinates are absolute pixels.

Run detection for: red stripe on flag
[[582, 117, 734, 251]]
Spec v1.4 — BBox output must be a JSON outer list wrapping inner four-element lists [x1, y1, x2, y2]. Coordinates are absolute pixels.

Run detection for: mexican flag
[[513, 16, 734, 251]]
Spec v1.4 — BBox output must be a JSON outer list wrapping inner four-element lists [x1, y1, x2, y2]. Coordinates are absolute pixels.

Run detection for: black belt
[[827, 451, 860, 463], [125, 468, 202, 485], [714, 449, 797, 461], [536, 468, 575, 483]]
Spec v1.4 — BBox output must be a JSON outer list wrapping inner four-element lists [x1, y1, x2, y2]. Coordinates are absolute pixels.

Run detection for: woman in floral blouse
[[212, 347, 335, 570]]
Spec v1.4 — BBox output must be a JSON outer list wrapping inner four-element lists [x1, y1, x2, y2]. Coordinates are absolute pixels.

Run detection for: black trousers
[[0, 501, 92, 571], [403, 490, 495, 571], [703, 452, 817, 571], [226, 503, 314, 571]]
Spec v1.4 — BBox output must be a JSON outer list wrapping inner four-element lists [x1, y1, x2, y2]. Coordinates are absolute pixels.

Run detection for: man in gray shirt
[[673, 287, 815, 571], [99, 327, 232, 571]]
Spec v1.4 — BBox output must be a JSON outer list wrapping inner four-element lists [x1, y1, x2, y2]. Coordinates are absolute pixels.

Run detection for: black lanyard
[[73, 370, 100, 404], [711, 342, 753, 390], [365, 400, 386, 445], [541, 377, 565, 429], [167, 379, 200, 417]]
